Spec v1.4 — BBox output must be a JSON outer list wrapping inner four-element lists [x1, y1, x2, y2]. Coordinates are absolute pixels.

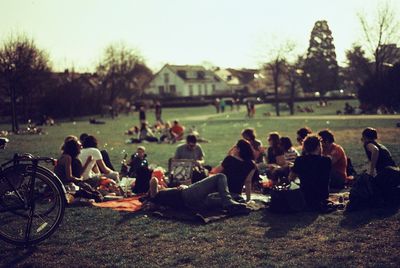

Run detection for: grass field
[[1, 99, 400, 267]]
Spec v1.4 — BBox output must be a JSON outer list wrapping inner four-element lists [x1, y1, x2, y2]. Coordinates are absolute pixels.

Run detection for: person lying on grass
[[148, 173, 249, 214]]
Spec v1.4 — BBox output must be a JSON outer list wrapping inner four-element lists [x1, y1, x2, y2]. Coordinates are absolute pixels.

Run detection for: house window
[[164, 73, 169, 83], [197, 71, 205, 79], [212, 84, 216, 93], [204, 84, 208, 95], [189, 85, 193, 96], [158, 86, 165, 94], [227, 75, 232, 81], [177, 70, 186, 79], [198, 84, 202, 95], [169, 85, 176, 94]]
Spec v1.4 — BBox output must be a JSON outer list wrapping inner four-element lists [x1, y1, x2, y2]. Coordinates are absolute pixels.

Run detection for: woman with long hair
[[212, 139, 256, 202]]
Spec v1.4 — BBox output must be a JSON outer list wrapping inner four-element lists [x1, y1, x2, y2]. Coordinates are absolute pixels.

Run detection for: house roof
[[155, 64, 221, 83], [225, 68, 258, 84]]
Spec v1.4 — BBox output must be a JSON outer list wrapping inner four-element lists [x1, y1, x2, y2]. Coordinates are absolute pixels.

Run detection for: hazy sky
[[0, 0, 398, 72]]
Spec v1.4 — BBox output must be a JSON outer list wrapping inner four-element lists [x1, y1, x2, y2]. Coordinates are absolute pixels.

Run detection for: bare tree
[[359, 2, 400, 77], [0, 35, 51, 132], [286, 56, 304, 115], [96, 43, 152, 106], [264, 41, 295, 116]]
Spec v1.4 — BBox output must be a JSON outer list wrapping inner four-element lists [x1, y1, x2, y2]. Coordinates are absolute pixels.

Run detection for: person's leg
[[149, 177, 159, 198], [182, 173, 239, 209]]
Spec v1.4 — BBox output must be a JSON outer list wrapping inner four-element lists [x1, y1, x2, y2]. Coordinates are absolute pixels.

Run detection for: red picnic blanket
[[92, 195, 144, 212]]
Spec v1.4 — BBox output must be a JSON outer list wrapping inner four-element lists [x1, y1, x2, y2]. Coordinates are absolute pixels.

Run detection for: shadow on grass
[[0, 245, 36, 267], [340, 204, 400, 229], [261, 210, 319, 238]]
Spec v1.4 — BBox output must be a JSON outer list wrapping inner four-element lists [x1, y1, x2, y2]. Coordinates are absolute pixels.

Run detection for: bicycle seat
[[0, 137, 9, 149]]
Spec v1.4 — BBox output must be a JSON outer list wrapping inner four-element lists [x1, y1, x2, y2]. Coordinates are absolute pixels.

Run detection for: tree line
[[264, 2, 400, 116], [0, 2, 399, 131], [0, 40, 153, 132]]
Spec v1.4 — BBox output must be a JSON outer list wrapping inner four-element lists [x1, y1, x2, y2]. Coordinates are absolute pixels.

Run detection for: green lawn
[[1, 100, 400, 267]]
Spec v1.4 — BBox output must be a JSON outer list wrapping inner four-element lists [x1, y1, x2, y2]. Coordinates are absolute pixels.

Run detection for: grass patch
[[1, 99, 400, 267]]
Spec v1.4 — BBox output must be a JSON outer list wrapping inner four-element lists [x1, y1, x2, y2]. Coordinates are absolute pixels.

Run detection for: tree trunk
[[289, 82, 296, 115], [274, 86, 280, 116], [11, 87, 19, 132]]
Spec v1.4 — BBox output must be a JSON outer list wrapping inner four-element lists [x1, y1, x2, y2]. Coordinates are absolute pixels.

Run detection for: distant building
[[145, 64, 227, 97], [378, 44, 400, 66], [214, 68, 263, 94]]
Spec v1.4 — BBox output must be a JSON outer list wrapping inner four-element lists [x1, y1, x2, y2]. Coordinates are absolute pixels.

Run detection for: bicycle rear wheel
[[0, 164, 66, 246]]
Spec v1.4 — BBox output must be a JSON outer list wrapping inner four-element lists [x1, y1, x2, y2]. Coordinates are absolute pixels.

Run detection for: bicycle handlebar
[[13, 153, 56, 165]]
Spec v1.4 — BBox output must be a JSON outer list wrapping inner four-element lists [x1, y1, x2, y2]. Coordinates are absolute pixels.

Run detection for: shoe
[[224, 203, 250, 215], [319, 201, 336, 214]]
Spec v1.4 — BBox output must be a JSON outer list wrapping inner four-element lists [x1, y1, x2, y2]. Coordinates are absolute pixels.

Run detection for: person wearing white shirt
[[78, 135, 119, 184]]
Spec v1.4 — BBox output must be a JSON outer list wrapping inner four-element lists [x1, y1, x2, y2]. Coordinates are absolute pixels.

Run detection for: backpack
[[269, 182, 305, 213], [346, 173, 375, 211]]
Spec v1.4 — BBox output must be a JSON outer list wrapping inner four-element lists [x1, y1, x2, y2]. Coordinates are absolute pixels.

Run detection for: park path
[[183, 111, 400, 121]]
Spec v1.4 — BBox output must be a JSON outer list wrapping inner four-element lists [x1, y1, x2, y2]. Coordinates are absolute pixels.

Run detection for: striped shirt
[[284, 147, 299, 164]]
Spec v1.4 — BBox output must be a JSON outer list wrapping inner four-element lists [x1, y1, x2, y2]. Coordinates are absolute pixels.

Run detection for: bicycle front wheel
[[0, 164, 66, 246]]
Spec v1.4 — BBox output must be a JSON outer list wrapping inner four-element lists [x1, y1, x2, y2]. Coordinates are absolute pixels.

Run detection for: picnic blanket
[[92, 195, 144, 212], [153, 193, 269, 224], [92, 193, 269, 223]]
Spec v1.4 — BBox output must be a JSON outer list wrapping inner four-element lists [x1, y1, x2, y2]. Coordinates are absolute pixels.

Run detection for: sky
[[0, 0, 398, 72]]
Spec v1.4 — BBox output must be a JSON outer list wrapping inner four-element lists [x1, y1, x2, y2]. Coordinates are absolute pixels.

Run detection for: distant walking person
[[139, 106, 146, 124], [155, 101, 163, 123]]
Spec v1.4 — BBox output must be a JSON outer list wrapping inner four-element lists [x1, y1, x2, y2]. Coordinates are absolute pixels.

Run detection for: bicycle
[[0, 137, 66, 246]]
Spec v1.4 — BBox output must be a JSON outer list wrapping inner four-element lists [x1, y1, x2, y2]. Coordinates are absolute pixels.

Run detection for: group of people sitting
[[54, 125, 399, 214], [125, 120, 185, 144], [125, 120, 208, 144]]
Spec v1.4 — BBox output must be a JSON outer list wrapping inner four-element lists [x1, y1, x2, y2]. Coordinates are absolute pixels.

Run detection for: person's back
[[364, 141, 396, 173], [79, 147, 103, 179], [290, 135, 331, 210], [54, 155, 82, 184], [292, 154, 331, 209], [222, 155, 255, 195]]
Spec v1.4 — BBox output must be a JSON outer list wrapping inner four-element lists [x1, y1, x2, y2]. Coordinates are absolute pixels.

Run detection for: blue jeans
[[181, 173, 236, 210]]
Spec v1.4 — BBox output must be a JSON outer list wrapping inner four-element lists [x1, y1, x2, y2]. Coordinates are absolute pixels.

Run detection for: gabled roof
[[152, 64, 221, 83], [226, 68, 258, 84]]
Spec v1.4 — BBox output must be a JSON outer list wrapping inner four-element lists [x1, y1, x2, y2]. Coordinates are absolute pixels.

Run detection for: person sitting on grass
[[54, 136, 103, 202], [280, 136, 299, 166], [211, 139, 256, 202], [296, 127, 312, 153], [288, 135, 332, 212], [268, 136, 300, 181], [170, 120, 185, 143], [148, 173, 249, 214], [318, 129, 351, 189], [172, 134, 209, 183], [159, 121, 173, 143], [361, 127, 396, 177], [138, 122, 158, 143], [80, 133, 115, 171], [260, 132, 286, 182], [241, 128, 264, 164], [78, 135, 120, 185]]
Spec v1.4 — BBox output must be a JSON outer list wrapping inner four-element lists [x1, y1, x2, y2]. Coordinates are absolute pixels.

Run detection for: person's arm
[[81, 155, 93, 176], [288, 170, 298, 181], [366, 143, 379, 176], [97, 159, 113, 175], [210, 165, 224, 174], [196, 147, 205, 166], [276, 155, 286, 167], [245, 169, 256, 202]]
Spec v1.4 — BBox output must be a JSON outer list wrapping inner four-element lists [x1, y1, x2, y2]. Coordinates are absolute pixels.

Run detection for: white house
[[146, 64, 227, 97]]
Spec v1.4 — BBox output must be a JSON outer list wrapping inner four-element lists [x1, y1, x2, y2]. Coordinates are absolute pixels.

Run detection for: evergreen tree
[[302, 20, 339, 94]]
